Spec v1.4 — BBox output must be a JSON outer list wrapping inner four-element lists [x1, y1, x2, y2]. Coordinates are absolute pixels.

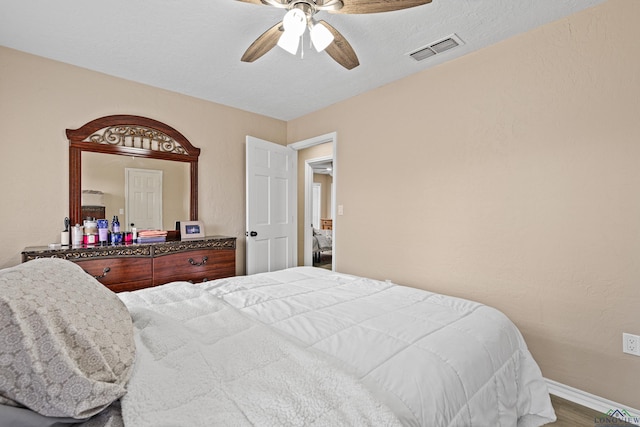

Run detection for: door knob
[[249, 231, 258, 237]]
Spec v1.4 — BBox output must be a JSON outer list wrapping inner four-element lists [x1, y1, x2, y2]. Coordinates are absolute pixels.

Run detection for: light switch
[[338, 205, 344, 215]]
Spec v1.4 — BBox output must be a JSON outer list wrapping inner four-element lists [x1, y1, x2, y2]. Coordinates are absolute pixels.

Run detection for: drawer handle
[[188, 256, 208, 266], [93, 267, 111, 279]]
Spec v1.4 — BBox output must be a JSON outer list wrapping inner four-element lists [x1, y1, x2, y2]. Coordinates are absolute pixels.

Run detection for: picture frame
[[180, 220, 205, 240]]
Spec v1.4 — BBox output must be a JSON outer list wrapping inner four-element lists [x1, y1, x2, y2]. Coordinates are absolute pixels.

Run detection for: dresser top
[[22, 235, 236, 261]]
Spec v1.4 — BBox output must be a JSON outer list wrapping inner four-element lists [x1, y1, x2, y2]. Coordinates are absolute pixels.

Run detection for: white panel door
[[125, 168, 163, 230], [246, 136, 296, 275], [312, 183, 321, 229]]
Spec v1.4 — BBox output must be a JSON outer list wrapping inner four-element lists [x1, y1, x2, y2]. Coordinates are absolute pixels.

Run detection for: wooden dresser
[[320, 218, 333, 230], [22, 236, 236, 293]]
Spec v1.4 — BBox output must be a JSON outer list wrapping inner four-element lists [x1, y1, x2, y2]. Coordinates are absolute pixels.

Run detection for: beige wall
[[314, 173, 333, 220], [287, 0, 640, 409], [0, 46, 287, 272]]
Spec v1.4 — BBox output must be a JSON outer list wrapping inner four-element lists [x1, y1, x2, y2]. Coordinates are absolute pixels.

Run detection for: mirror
[[82, 152, 190, 230], [68, 115, 200, 227]]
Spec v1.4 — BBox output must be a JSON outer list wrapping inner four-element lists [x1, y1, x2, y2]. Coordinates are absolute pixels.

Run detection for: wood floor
[[549, 395, 636, 426], [313, 251, 332, 270]]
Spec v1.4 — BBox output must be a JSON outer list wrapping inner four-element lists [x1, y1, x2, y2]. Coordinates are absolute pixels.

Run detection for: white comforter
[[201, 267, 557, 427], [118, 282, 403, 427]]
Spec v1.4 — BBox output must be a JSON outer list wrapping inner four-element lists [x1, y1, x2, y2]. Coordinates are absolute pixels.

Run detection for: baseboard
[[545, 378, 640, 425]]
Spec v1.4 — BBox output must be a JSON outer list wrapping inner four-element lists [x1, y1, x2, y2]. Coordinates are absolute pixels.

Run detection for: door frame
[[312, 182, 322, 230], [288, 132, 337, 271]]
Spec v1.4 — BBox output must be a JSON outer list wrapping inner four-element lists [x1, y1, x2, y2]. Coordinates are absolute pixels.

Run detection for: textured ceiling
[[0, 0, 605, 121]]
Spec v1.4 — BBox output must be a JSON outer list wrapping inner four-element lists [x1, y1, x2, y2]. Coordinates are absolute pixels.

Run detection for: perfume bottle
[[112, 216, 120, 233]]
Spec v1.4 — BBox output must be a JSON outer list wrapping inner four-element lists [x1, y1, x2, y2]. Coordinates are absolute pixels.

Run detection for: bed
[[0, 258, 556, 426], [313, 228, 332, 263]]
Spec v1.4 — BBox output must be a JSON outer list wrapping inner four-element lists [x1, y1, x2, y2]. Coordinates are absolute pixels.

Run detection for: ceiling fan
[[238, 0, 432, 70]]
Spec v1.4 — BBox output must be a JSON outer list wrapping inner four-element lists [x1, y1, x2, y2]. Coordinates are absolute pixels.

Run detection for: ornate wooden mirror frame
[[67, 115, 200, 226]]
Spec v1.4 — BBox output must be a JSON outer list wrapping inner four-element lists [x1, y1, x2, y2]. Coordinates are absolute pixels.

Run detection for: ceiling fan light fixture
[[310, 21, 334, 52], [282, 8, 307, 36], [277, 31, 301, 54], [277, 8, 307, 55]]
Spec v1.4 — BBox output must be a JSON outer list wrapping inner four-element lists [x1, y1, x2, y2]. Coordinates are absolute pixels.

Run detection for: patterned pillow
[[0, 258, 135, 419]]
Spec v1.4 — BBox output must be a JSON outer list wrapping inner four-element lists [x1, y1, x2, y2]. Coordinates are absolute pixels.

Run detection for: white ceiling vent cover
[[409, 34, 464, 61]]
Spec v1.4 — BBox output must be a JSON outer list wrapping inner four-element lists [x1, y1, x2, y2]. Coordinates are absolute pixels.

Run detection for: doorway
[[307, 157, 333, 269], [288, 132, 337, 271]]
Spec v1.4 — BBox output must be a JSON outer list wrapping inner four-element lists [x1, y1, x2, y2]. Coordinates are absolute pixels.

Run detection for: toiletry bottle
[[97, 219, 109, 245], [71, 224, 83, 246], [112, 216, 120, 233], [61, 217, 70, 246], [83, 219, 98, 245]]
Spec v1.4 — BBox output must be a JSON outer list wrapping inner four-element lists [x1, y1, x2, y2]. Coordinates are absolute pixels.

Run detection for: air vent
[[409, 34, 464, 62]]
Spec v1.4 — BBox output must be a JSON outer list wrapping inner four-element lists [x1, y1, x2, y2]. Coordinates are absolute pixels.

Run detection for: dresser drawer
[[22, 236, 236, 292], [75, 258, 153, 292], [153, 249, 235, 285]]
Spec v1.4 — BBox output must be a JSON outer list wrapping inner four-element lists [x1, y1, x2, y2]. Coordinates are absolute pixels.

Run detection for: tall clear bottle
[[112, 216, 120, 233]]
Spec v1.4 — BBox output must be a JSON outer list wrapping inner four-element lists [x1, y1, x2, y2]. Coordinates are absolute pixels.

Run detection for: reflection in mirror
[[82, 152, 190, 230]]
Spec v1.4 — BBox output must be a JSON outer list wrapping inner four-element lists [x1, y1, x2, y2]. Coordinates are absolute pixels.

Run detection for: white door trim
[[312, 182, 321, 229], [289, 132, 337, 271]]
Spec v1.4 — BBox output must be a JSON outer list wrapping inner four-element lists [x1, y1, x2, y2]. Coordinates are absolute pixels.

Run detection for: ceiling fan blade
[[235, 0, 266, 5], [241, 22, 283, 63], [332, 0, 431, 14], [236, 0, 291, 7], [320, 20, 359, 70]]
